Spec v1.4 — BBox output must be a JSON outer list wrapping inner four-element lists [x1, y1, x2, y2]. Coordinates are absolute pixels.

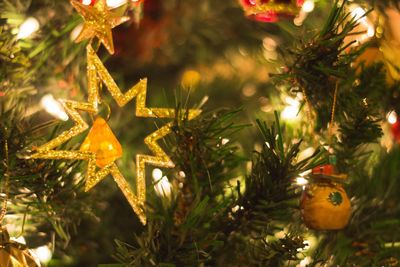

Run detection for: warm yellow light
[[11, 236, 26, 244], [152, 169, 172, 198], [302, 0, 315, 13], [296, 177, 308, 186], [152, 168, 163, 180], [40, 94, 69, 121], [281, 96, 301, 121], [351, 7, 367, 21], [263, 37, 277, 52], [282, 106, 299, 120], [34, 245, 53, 264], [70, 24, 83, 41], [17, 17, 40, 39], [221, 138, 230, 145], [107, 0, 127, 8], [298, 256, 312, 267], [387, 111, 397, 125]]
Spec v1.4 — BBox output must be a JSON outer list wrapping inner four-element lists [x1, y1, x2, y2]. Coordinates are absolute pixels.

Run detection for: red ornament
[[391, 120, 400, 142], [312, 164, 334, 176], [240, 0, 304, 23]]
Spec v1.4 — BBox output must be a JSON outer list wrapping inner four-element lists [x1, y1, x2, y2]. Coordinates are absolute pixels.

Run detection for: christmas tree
[[1, 0, 400, 266]]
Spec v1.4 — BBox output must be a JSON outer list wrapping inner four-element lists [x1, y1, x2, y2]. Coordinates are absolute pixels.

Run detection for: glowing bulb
[[263, 37, 277, 52], [70, 24, 83, 41], [351, 7, 367, 21], [11, 236, 26, 244], [281, 96, 301, 121], [232, 205, 240, 213], [302, 0, 315, 13], [298, 256, 312, 267], [387, 111, 397, 124], [281, 105, 299, 120], [107, 0, 127, 8], [153, 175, 172, 198], [296, 177, 308, 186], [40, 94, 69, 121], [242, 84, 257, 97], [152, 168, 163, 180], [17, 17, 40, 39], [274, 230, 286, 239], [298, 147, 315, 161], [34, 245, 52, 264], [221, 138, 230, 145], [367, 25, 375, 37], [297, 240, 311, 251], [81, 0, 92, 4]]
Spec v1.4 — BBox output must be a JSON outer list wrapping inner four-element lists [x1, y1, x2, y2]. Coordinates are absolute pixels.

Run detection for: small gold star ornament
[[71, 0, 129, 54], [30, 0, 200, 225], [30, 45, 201, 225]]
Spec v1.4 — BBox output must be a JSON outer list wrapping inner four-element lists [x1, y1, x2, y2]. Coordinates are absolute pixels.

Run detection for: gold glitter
[[30, 45, 201, 224], [244, 0, 300, 16], [70, 0, 129, 54]]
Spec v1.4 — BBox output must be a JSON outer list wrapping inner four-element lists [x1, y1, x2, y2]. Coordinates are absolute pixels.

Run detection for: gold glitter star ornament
[[70, 0, 129, 54], [30, 45, 201, 225]]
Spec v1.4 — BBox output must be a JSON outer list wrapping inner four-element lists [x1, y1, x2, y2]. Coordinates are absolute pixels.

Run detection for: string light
[[40, 94, 69, 121], [34, 245, 53, 264], [10, 236, 26, 245], [221, 138, 230, 145], [70, 24, 84, 41], [296, 177, 308, 186], [281, 96, 301, 121], [294, 0, 314, 26], [107, 0, 127, 8], [351, 7, 367, 21], [387, 111, 397, 125], [301, 0, 315, 13], [348, 5, 375, 44], [152, 169, 172, 198], [17, 17, 40, 39], [242, 84, 257, 97], [298, 256, 312, 267]]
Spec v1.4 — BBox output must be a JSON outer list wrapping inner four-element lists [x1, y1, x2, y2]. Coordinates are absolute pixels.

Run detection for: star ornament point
[[70, 0, 129, 54], [31, 45, 201, 225]]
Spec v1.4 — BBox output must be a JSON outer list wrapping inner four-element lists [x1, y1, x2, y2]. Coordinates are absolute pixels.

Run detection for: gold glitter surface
[[31, 45, 201, 224], [245, 0, 300, 16], [70, 0, 129, 55]]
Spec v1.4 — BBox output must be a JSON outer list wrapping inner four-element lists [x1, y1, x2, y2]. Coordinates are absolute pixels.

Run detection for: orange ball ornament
[[300, 164, 351, 230]]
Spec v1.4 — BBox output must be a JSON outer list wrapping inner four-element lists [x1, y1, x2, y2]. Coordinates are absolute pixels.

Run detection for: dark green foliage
[[1, 0, 400, 266], [214, 113, 325, 266], [0, 0, 93, 251], [113, 109, 247, 266], [113, 110, 325, 266], [0, 91, 93, 246], [0, 27, 32, 89], [283, 0, 363, 127]]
